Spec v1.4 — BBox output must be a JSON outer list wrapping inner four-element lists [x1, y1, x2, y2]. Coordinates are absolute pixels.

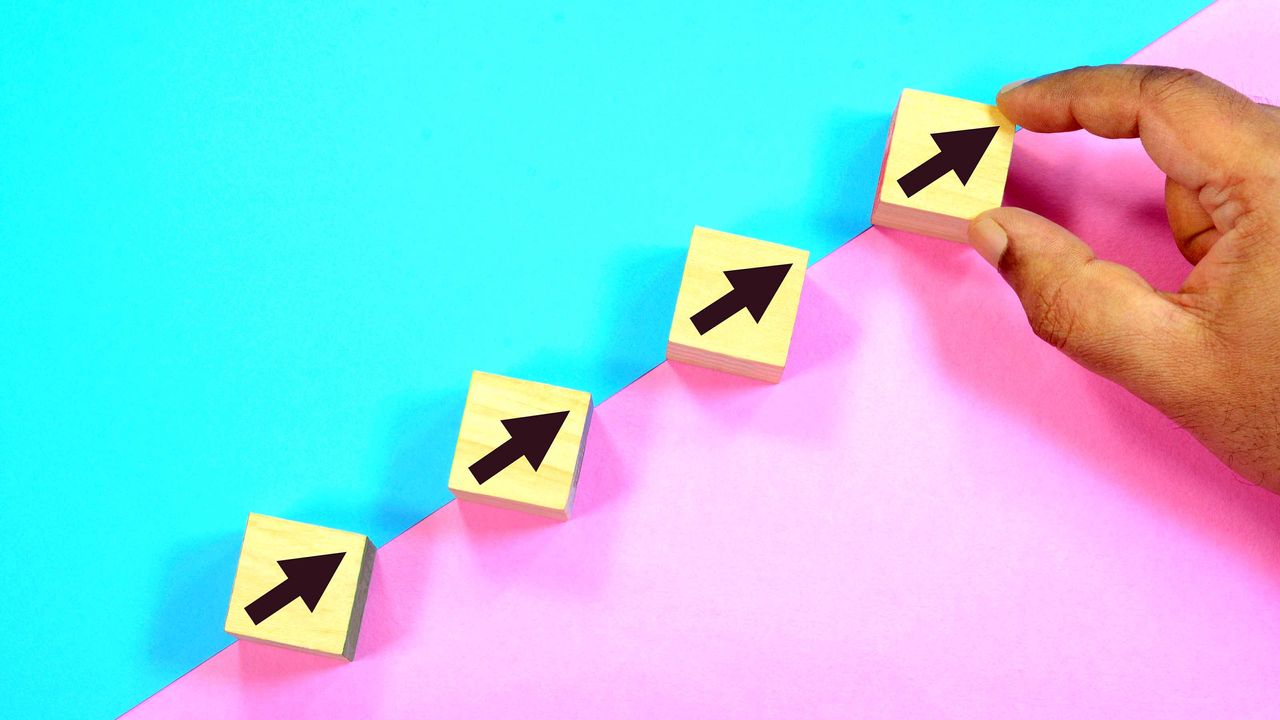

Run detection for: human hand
[[967, 65, 1280, 491]]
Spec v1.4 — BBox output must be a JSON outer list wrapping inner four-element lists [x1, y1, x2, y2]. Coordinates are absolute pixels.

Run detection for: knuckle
[[1140, 66, 1259, 137], [1165, 289, 1222, 326], [1233, 208, 1276, 250], [1138, 66, 1208, 103], [1214, 178, 1280, 257], [1025, 275, 1082, 351]]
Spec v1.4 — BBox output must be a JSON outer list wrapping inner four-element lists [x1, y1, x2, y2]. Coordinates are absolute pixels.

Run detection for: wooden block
[[872, 88, 1015, 242], [666, 226, 809, 383], [447, 371, 592, 520], [224, 513, 375, 660]]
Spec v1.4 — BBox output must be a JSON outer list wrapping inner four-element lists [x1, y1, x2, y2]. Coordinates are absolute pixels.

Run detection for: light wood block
[[224, 513, 375, 660], [666, 226, 809, 383], [872, 88, 1015, 242], [447, 371, 592, 520]]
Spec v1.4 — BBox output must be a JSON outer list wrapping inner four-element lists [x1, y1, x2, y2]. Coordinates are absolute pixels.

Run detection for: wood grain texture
[[224, 513, 375, 660], [872, 89, 1015, 242], [666, 226, 809, 383], [447, 371, 592, 520]]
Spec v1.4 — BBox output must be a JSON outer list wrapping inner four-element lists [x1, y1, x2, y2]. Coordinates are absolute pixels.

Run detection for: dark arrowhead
[[723, 264, 792, 322], [276, 552, 346, 611], [929, 126, 999, 185], [500, 411, 570, 471]]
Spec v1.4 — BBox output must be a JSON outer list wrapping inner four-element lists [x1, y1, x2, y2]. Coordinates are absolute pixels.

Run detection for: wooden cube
[[666, 226, 809, 383], [448, 371, 592, 520], [224, 513, 375, 660], [872, 88, 1015, 242]]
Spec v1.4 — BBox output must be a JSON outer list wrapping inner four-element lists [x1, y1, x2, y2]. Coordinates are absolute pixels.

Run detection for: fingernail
[[969, 216, 1008, 269], [998, 78, 1031, 96]]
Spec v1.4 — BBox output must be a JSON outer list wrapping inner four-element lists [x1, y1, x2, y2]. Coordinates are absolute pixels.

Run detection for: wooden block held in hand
[[448, 371, 593, 520], [872, 88, 1015, 242], [225, 513, 376, 660], [666, 226, 809, 383]]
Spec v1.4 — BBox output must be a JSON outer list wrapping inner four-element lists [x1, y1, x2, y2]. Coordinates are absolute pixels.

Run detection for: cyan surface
[[0, 1, 1208, 715]]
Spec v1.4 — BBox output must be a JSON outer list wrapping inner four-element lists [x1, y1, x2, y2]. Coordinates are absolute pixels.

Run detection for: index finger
[[997, 65, 1273, 190]]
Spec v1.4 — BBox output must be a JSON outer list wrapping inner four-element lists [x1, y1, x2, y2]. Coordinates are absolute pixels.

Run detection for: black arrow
[[244, 552, 346, 625], [468, 410, 570, 484], [896, 125, 999, 198], [689, 263, 792, 335]]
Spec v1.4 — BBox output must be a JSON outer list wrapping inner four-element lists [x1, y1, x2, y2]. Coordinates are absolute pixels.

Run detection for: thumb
[[968, 207, 1204, 405]]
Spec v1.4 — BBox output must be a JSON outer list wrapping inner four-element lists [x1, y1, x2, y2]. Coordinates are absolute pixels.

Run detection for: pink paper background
[[127, 1, 1280, 716]]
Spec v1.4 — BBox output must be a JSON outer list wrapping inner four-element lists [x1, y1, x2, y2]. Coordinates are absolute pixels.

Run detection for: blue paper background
[[0, 2, 1209, 716]]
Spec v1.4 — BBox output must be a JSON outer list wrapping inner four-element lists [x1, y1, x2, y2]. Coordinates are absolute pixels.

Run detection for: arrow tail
[[245, 580, 300, 625], [896, 152, 950, 198], [690, 291, 743, 335], [468, 438, 523, 484]]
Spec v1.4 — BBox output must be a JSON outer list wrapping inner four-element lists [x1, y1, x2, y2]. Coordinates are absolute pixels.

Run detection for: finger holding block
[[872, 89, 1015, 242], [224, 513, 376, 660], [667, 226, 809, 383], [448, 371, 593, 520]]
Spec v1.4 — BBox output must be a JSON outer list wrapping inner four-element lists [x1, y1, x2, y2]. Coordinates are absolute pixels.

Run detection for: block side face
[[341, 539, 377, 661], [560, 399, 593, 519], [667, 341, 785, 383], [872, 202, 971, 243], [447, 372, 591, 515], [878, 89, 1014, 221], [224, 514, 370, 656], [870, 97, 900, 227], [667, 227, 808, 370], [451, 487, 570, 520], [226, 632, 349, 659]]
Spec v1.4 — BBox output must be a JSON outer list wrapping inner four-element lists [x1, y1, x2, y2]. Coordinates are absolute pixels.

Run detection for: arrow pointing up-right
[[897, 125, 999, 198], [468, 410, 571, 484], [244, 551, 346, 625], [690, 263, 793, 335]]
